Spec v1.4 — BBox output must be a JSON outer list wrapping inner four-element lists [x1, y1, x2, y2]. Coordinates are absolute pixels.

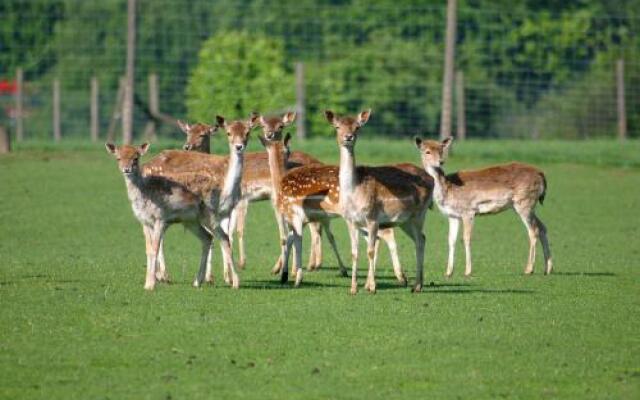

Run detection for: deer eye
[[425, 151, 431, 155]]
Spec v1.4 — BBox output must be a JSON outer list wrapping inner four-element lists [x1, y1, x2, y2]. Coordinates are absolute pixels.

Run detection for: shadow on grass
[[427, 288, 535, 295], [240, 279, 344, 290], [553, 272, 616, 277]]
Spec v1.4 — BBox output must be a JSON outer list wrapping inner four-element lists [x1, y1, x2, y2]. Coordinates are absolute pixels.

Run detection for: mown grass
[[1, 138, 639, 399]]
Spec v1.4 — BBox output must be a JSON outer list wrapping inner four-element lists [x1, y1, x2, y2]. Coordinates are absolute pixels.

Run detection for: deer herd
[[106, 109, 553, 293]]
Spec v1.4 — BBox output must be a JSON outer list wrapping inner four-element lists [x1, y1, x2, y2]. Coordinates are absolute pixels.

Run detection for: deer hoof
[[411, 284, 422, 293]]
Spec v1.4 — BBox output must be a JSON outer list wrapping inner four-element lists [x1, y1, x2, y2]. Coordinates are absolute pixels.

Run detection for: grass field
[[1, 138, 639, 399]]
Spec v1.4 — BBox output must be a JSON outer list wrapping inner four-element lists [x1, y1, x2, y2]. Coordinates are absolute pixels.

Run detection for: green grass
[[1, 139, 639, 399]]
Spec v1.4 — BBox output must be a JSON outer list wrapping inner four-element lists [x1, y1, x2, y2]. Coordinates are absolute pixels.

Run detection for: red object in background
[[0, 80, 17, 94]]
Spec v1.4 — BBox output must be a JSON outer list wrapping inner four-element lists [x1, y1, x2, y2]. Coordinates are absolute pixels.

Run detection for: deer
[[326, 109, 433, 294], [106, 114, 256, 290], [414, 137, 553, 277], [260, 112, 414, 288], [105, 142, 215, 291], [178, 117, 332, 276]]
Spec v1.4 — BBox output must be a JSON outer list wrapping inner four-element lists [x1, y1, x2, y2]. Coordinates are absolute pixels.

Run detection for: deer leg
[[534, 214, 553, 275], [145, 222, 166, 291], [214, 225, 239, 289], [189, 223, 214, 288], [364, 222, 379, 293], [219, 217, 232, 285], [348, 222, 359, 295], [204, 245, 214, 284], [271, 209, 287, 275], [462, 216, 474, 277], [292, 221, 304, 287], [155, 237, 170, 283], [143, 225, 153, 287], [400, 219, 426, 292], [446, 217, 460, 278], [322, 220, 348, 277], [233, 200, 248, 270], [307, 222, 322, 271], [281, 228, 295, 284], [378, 228, 407, 286], [516, 208, 538, 275]]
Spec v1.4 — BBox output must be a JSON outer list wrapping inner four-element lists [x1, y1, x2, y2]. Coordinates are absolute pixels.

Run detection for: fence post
[[0, 126, 10, 154], [15, 68, 24, 142], [122, 0, 136, 144], [107, 76, 126, 143], [53, 79, 61, 142], [295, 62, 306, 140], [91, 76, 99, 142], [144, 73, 158, 140], [455, 70, 466, 140], [616, 58, 627, 140], [439, 0, 457, 140]]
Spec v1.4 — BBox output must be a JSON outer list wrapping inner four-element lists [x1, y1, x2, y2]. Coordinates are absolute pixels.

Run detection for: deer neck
[[123, 170, 148, 213], [339, 145, 358, 208], [198, 137, 211, 153], [425, 165, 448, 206], [265, 143, 287, 206], [219, 149, 244, 213]]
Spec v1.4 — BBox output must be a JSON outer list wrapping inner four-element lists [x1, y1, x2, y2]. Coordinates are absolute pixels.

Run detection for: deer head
[[216, 113, 259, 155], [178, 120, 218, 152], [258, 111, 296, 141], [324, 109, 371, 148], [105, 143, 150, 175], [414, 137, 453, 169]]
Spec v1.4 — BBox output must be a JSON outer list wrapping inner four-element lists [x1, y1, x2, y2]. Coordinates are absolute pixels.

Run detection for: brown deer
[[179, 117, 332, 275], [327, 109, 433, 294], [106, 114, 256, 290], [414, 137, 553, 276], [260, 113, 413, 288], [105, 142, 214, 290]]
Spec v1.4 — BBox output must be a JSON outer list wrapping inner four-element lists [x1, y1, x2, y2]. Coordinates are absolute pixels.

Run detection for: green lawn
[[1, 139, 639, 399]]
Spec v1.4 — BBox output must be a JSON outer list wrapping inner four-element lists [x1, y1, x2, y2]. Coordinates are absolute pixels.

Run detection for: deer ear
[[324, 110, 335, 124], [284, 132, 292, 147], [216, 115, 226, 128], [248, 113, 260, 129], [414, 136, 423, 149], [105, 143, 117, 155], [357, 109, 371, 126], [282, 111, 296, 126], [208, 124, 219, 135], [138, 143, 150, 155], [177, 120, 190, 134], [442, 136, 453, 150]]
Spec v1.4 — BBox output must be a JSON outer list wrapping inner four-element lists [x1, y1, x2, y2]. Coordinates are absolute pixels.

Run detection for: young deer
[[108, 114, 256, 289], [327, 110, 433, 294], [414, 137, 553, 276], [106, 142, 214, 291], [261, 113, 412, 288], [257, 112, 350, 278], [178, 118, 328, 273]]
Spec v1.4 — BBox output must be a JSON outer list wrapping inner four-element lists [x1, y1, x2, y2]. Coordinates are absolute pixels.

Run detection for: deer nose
[[235, 144, 244, 152], [345, 135, 354, 141], [183, 144, 191, 151], [122, 167, 132, 174]]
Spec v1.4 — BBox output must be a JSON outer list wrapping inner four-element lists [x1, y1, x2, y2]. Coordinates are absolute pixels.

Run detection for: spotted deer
[[327, 110, 433, 294], [179, 116, 330, 274], [414, 137, 553, 276], [260, 113, 413, 288], [107, 114, 256, 290]]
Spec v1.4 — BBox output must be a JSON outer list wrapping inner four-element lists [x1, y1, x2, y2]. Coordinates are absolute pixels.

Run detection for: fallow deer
[[107, 114, 256, 290], [327, 110, 433, 294], [180, 117, 331, 275], [414, 137, 553, 276], [106, 142, 214, 291], [260, 113, 412, 288]]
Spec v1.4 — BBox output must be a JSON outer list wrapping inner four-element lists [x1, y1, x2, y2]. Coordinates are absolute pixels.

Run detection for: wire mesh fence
[[1, 0, 638, 142]]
